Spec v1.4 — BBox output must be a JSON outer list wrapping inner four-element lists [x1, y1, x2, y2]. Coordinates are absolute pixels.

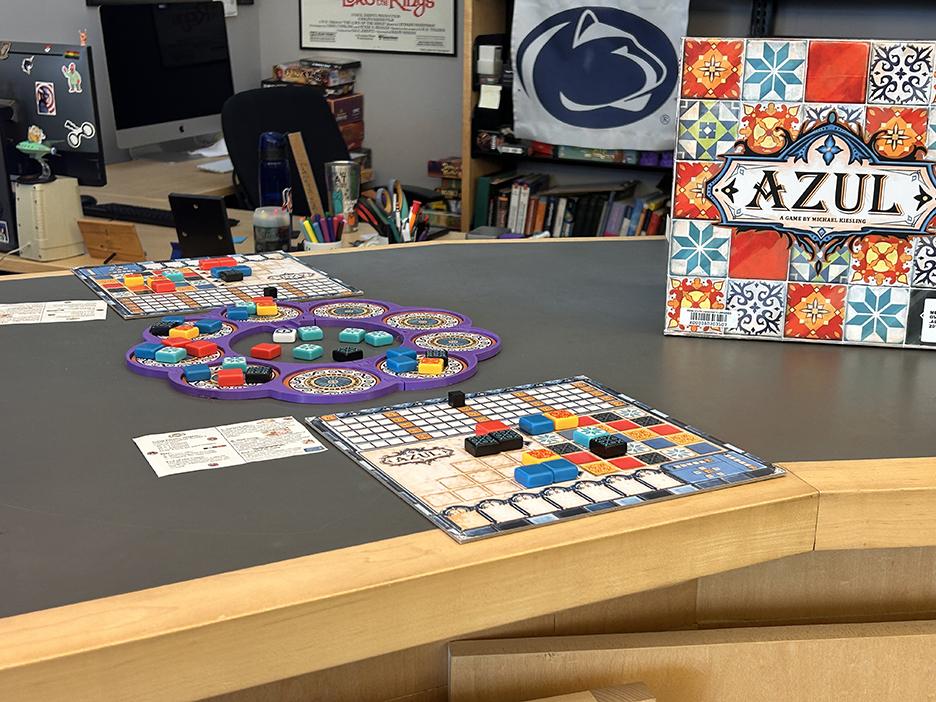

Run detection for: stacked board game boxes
[[425, 157, 463, 230], [310, 377, 783, 542], [670, 37, 936, 349], [270, 58, 364, 150]]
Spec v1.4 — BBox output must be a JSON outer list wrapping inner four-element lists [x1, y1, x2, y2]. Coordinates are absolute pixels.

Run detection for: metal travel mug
[[324, 160, 361, 231]]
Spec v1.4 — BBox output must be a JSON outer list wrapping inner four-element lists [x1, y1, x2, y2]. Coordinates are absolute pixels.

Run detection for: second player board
[[309, 377, 783, 542], [74, 252, 362, 319]]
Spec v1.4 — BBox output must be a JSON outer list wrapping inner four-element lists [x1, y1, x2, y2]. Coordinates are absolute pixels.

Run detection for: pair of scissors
[[375, 180, 406, 216]]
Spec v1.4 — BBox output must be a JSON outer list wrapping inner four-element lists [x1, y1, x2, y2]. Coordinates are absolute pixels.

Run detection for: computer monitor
[[0, 41, 106, 188], [100, 2, 235, 150]]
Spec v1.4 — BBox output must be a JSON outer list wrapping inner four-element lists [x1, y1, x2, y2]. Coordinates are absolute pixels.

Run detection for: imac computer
[[0, 41, 106, 252], [99, 2, 235, 151]]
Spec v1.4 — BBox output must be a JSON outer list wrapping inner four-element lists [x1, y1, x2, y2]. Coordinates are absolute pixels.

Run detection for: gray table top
[[2, 239, 935, 618]]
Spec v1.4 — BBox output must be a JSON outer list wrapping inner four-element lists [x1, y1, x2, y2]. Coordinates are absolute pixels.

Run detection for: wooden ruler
[[287, 131, 326, 218]]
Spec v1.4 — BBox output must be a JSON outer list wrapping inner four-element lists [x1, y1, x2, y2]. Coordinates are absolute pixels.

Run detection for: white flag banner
[[511, 0, 688, 150]]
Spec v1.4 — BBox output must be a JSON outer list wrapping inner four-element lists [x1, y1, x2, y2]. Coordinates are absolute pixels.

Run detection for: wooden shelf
[[470, 150, 674, 174]]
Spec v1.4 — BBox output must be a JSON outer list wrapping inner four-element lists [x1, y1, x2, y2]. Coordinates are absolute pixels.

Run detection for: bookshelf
[[458, 0, 783, 231], [460, 0, 508, 231]]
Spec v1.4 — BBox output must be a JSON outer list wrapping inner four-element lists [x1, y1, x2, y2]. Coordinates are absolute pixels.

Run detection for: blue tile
[[154, 346, 186, 363], [183, 364, 212, 382], [572, 426, 607, 448], [514, 464, 554, 488], [541, 458, 578, 482], [687, 442, 720, 455], [518, 414, 555, 435], [387, 347, 418, 359], [133, 342, 163, 360], [644, 436, 676, 449], [297, 325, 324, 341], [387, 356, 418, 373], [194, 319, 222, 334]]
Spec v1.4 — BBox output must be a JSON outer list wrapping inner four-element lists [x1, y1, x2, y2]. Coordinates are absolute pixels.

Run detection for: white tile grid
[[327, 382, 623, 452]]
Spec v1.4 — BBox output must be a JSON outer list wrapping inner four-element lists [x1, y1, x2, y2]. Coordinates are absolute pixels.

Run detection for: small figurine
[[17, 127, 56, 183]]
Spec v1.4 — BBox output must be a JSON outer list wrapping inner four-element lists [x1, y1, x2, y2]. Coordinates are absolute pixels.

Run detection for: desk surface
[[0, 158, 242, 275], [2, 239, 936, 700], [86, 156, 237, 207]]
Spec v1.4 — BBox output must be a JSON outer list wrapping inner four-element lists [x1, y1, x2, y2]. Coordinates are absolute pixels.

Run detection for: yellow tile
[[521, 449, 557, 465], [623, 427, 656, 441], [168, 324, 199, 339], [256, 304, 278, 316], [418, 358, 444, 375], [581, 461, 617, 476], [544, 410, 578, 430], [669, 432, 702, 445]]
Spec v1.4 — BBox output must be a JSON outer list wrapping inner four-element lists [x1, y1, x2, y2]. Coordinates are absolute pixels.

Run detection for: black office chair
[[222, 86, 441, 217]]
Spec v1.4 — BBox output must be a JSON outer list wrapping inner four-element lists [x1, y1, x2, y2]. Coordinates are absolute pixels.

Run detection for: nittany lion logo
[[516, 7, 677, 128]]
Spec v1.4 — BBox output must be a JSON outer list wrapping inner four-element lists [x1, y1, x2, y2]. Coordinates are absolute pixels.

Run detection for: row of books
[[473, 171, 670, 237]]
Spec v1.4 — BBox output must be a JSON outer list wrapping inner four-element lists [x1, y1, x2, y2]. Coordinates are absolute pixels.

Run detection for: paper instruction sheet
[[134, 416, 327, 477], [0, 300, 107, 325]]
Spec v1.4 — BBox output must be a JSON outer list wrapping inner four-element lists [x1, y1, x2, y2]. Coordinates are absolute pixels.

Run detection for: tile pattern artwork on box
[[309, 377, 783, 542], [668, 37, 936, 350]]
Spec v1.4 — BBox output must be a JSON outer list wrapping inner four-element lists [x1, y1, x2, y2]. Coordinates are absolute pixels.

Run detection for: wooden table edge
[[0, 469, 816, 700]]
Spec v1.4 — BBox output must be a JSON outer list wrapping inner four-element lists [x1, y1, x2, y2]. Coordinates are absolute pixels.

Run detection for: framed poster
[[299, 0, 457, 56]]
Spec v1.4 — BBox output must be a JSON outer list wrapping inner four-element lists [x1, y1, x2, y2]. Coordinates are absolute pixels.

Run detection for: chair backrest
[[222, 86, 350, 216]]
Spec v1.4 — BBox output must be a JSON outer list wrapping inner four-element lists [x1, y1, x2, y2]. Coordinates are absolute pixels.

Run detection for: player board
[[670, 37, 936, 349], [74, 252, 362, 319], [309, 377, 783, 542]]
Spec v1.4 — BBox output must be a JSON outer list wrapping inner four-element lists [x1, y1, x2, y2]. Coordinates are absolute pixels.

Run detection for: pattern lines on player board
[[321, 380, 621, 450], [310, 377, 783, 542]]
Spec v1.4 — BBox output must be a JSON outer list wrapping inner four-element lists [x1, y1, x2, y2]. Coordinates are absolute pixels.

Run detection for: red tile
[[849, 235, 912, 285], [185, 340, 219, 358], [805, 41, 869, 103], [785, 283, 846, 340], [682, 39, 743, 99], [652, 424, 682, 435], [740, 102, 802, 155], [608, 419, 639, 431], [577, 416, 599, 426], [566, 451, 598, 465], [609, 456, 643, 470], [674, 162, 721, 220], [866, 107, 928, 159], [216, 368, 245, 387], [475, 420, 508, 435], [161, 337, 191, 348], [728, 229, 790, 280], [250, 343, 282, 360]]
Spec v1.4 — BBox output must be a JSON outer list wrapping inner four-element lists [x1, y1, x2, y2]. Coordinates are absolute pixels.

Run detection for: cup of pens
[[353, 182, 432, 245], [300, 212, 346, 251]]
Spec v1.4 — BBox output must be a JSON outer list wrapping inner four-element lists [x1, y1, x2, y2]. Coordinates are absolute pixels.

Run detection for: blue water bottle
[[258, 132, 291, 208]]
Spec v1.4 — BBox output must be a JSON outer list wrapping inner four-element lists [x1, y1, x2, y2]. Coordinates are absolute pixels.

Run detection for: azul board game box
[[668, 38, 936, 349]]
